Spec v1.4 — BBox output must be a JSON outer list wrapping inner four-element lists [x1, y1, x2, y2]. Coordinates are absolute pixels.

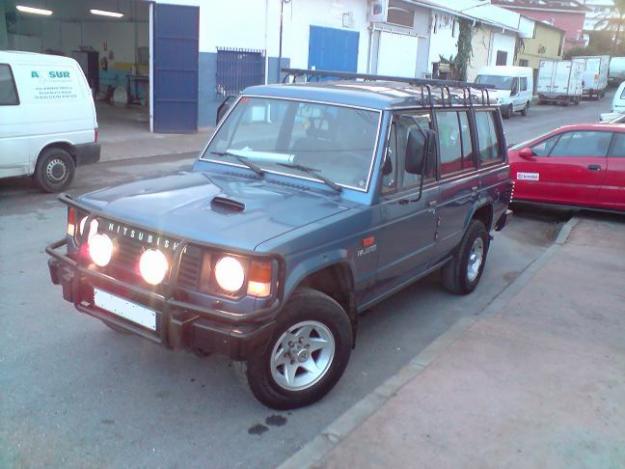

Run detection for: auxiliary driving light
[[89, 233, 113, 267], [139, 249, 169, 285], [214, 256, 245, 292]]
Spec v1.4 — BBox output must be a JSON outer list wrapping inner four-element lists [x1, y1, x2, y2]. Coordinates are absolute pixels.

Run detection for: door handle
[[471, 185, 479, 192], [398, 199, 409, 205], [428, 199, 438, 208], [587, 164, 602, 172]]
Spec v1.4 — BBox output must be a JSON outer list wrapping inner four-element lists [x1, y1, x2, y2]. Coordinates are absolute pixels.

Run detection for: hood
[[77, 171, 351, 251], [489, 89, 511, 102]]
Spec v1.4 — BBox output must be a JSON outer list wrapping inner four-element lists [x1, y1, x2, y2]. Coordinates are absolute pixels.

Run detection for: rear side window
[[436, 112, 462, 175], [475, 111, 503, 164], [436, 111, 475, 175], [0, 64, 19, 105], [608, 133, 625, 157], [550, 131, 611, 157]]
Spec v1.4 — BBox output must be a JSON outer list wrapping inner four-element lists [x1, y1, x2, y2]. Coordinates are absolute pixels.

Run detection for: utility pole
[[277, 0, 291, 83]]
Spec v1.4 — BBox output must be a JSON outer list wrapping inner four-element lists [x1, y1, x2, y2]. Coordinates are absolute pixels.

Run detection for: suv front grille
[[97, 219, 201, 290]]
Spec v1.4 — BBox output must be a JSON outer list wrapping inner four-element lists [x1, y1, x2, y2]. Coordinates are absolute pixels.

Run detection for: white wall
[[428, 11, 458, 73], [489, 32, 516, 66]]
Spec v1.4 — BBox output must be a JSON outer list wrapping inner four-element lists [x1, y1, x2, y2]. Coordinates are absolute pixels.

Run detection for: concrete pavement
[[282, 215, 625, 469]]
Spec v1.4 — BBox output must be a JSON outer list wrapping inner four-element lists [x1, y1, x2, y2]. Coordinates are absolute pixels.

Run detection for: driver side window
[[382, 112, 432, 194]]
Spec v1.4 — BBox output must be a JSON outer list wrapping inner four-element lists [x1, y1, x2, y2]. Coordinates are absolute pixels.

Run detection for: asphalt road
[[0, 93, 615, 468]]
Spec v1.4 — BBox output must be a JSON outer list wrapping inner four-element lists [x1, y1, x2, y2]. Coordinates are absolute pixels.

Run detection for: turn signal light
[[67, 207, 77, 237], [247, 260, 273, 298]]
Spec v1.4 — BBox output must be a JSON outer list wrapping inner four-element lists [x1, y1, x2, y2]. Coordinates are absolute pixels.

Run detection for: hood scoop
[[210, 196, 245, 213]]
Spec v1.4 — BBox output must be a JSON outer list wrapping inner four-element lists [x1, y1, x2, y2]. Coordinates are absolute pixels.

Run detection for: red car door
[[513, 130, 610, 207], [599, 132, 625, 211]]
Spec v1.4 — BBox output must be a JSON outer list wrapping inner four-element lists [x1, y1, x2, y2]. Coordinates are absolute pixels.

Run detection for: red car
[[509, 123, 625, 212]]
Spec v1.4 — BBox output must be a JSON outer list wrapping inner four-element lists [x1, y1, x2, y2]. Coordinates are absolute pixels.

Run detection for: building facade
[[516, 20, 566, 69], [492, 0, 589, 50]]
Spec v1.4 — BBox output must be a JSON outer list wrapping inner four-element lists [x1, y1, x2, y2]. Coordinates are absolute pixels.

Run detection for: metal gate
[[308, 26, 359, 73], [216, 48, 265, 97], [153, 4, 199, 133]]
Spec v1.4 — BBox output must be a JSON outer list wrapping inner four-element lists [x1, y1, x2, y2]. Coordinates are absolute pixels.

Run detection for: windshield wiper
[[210, 151, 265, 177], [276, 163, 342, 192]]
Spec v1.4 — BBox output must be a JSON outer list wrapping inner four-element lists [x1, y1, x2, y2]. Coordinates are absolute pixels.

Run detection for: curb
[[278, 216, 581, 469]]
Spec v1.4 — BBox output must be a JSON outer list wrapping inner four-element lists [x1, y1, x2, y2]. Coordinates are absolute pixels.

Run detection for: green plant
[[453, 18, 473, 81]]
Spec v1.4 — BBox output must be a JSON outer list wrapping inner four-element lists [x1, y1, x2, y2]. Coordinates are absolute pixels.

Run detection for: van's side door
[[432, 109, 480, 258], [374, 111, 439, 294], [0, 63, 27, 178]]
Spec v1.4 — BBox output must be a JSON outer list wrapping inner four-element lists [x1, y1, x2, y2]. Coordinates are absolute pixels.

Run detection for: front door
[[374, 111, 438, 294], [517, 130, 610, 207], [0, 63, 28, 178], [599, 131, 625, 210]]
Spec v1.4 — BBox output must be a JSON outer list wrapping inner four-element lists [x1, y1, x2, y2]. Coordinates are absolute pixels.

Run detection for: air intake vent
[[211, 196, 245, 212]]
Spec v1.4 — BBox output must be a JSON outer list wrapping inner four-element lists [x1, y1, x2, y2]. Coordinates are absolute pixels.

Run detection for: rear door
[[516, 130, 610, 207], [599, 131, 625, 210], [153, 4, 199, 133]]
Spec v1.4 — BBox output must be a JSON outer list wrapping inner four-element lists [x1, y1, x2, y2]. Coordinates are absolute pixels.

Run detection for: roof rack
[[281, 68, 494, 107]]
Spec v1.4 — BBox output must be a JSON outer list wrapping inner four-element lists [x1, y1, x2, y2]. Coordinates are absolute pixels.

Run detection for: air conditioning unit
[[368, 0, 388, 22]]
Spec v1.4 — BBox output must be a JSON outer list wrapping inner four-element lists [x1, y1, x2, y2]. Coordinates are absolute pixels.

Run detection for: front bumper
[[46, 238, 278, 360]]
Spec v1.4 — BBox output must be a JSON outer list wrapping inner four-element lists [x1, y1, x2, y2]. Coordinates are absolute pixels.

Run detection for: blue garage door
[[308, 26, 359, 73], [153, 4, 199, 133]]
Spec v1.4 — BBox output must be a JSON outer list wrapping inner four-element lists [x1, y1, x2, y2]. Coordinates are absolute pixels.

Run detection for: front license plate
[[93, 288, 157, 331]]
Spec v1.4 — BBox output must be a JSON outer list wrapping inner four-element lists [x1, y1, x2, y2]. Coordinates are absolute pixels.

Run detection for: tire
[[34, 147, 75, 193], [441, 220, 490, 295], [245, 288, 353, 410], [502, 105, 512, 119], [520, 102, 529, 116]]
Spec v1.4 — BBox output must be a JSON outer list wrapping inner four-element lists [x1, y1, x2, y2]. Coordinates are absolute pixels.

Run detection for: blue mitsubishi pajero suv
[[47, 69, 512, 409]]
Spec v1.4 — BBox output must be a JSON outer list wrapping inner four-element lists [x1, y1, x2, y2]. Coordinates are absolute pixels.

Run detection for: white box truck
[[609, 56, 625, 85], [574, 55, 610, 99], [537, 58, 584, 105]]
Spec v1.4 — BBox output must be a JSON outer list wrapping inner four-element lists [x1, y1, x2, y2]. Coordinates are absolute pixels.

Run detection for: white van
[[0, 51, 100, 192], [611, 81, 625, 113], [475, 66, 534, 119]]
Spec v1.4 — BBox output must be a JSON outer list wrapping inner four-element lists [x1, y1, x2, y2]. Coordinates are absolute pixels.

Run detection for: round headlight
[[79, 218, 99, 239], [89, 233, 113, 267], [139, 249, 169, 285], [214, 256, 245, 292]]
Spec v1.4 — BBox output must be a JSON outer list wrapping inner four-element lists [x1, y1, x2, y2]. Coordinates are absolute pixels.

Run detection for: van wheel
[[441, 220, 490, 295], [520, 102, 529, 116], [34, 147, 75, 192], [245, 288, 352, 410], [502, 105, 512, 119]]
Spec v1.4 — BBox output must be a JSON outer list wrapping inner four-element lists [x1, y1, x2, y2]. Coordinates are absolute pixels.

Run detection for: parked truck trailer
[[537, 58, 584, 105], [573, 55, 610, 99]]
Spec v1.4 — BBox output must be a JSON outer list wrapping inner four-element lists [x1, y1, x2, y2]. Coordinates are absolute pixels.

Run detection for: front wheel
[[520, 102, 529, 116], [441, 220, 490, 295], [245, 288, 353, 409], [502, 105, 512, 119]]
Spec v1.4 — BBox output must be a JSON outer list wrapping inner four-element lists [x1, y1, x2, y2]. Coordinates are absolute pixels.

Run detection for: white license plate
[[93, 288, 157, 331]]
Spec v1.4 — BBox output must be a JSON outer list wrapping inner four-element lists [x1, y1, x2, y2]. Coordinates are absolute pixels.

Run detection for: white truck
[[573, 55, 610, 99], [537, 58, 584, 105], [609, 56, 625, 85]]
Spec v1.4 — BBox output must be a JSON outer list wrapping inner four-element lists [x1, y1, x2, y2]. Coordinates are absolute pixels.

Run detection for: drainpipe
[[264, 0, 269, 84]]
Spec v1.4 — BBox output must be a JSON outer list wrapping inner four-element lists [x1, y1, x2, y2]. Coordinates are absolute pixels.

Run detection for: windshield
[[475, 75, 514, 90], [202, 97, 380, 190]]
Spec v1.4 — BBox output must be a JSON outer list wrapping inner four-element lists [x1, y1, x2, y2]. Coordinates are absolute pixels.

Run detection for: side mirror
[[405, 129, 436, 175], [216, 95, 236, 125], [519, 147, 534, 159]]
